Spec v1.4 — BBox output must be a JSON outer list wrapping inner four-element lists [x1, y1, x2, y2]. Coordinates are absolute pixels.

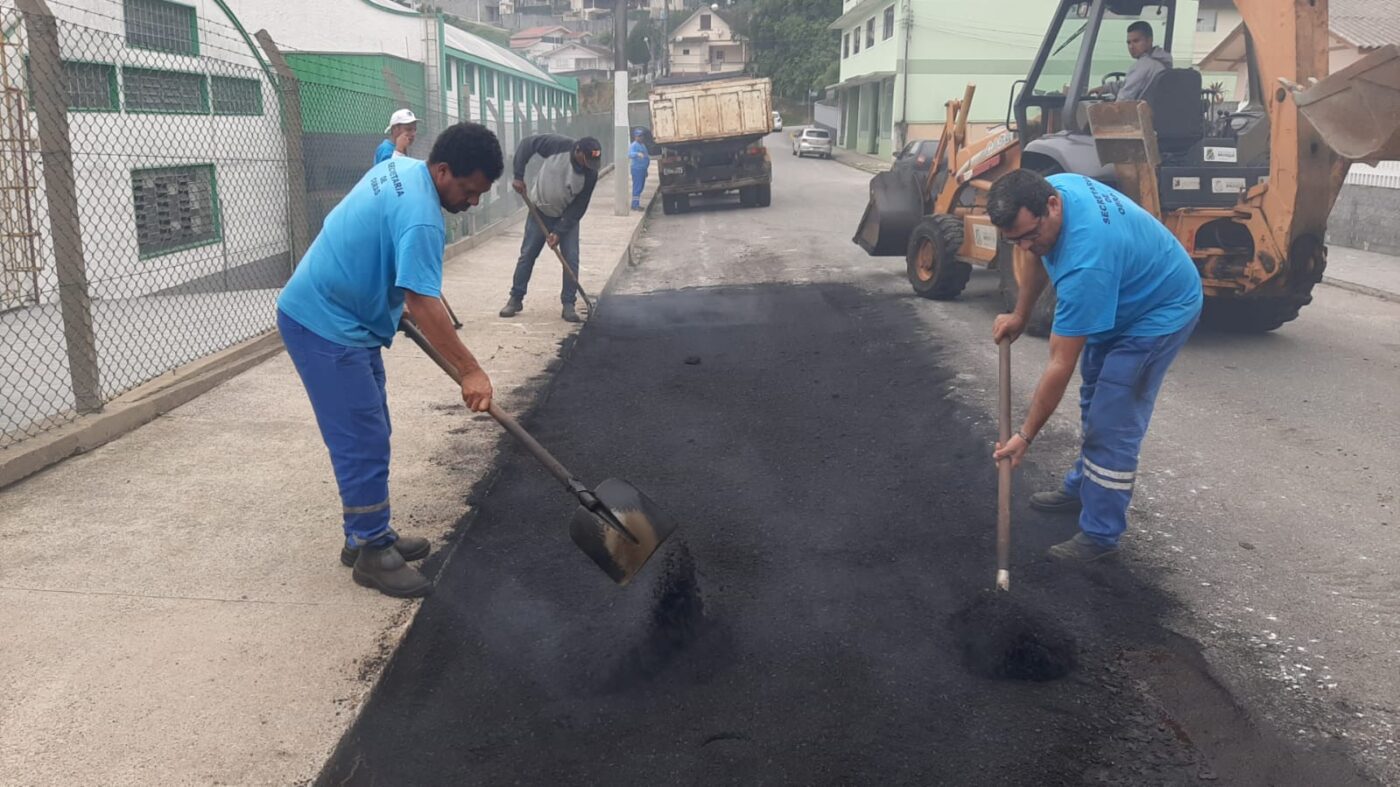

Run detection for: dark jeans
[[510, 212, 581, 305]]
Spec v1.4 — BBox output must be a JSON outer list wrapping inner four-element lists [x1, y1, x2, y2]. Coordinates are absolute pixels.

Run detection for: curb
[[0, 331, 285, 489], [1321, 276, 1400, 304]]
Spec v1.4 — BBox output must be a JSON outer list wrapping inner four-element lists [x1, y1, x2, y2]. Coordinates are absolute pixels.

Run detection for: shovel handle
[[520, 193, 595, 312], [399, 316, 578, 491], [997, 338, 1012, 590]]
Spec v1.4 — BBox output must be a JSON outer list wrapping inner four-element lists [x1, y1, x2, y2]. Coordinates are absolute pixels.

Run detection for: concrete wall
[[1329, 185, 1400, 256]]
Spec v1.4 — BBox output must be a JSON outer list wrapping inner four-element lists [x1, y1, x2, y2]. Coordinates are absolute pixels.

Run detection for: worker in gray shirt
[[1092, 21, 1173, 102], [500, 134, 601, 323]]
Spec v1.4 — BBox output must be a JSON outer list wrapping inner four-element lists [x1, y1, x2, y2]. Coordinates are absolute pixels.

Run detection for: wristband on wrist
[[1015, 429, 1033, 445]]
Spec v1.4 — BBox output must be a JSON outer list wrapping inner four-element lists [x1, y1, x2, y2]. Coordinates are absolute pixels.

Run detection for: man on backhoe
[[988, 169, 1201, 562], [1090, 21, 1172, 102]]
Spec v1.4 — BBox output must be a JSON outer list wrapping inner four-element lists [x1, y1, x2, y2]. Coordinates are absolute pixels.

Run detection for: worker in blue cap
[[628, 128, 650, 211]]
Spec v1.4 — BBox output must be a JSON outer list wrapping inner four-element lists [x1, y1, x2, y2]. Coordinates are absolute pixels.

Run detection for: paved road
[[320, 135, 1390, 785]]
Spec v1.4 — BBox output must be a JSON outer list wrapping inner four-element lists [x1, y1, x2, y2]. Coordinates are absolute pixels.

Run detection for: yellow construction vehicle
[[853, 0, 1400, 334]]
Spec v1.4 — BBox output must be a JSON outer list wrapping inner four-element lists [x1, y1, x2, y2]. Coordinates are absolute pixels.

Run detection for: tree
[[627, 16, 655, 66], [747, 0, 840, 100]]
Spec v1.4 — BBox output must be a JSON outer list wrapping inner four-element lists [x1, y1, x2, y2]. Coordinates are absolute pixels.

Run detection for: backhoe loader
[[853, 0, 1400, 334]]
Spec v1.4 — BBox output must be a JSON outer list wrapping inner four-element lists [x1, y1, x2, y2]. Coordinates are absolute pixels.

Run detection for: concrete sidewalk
[[0, 171, 656, 786], [1323, 244, 1400, 302]]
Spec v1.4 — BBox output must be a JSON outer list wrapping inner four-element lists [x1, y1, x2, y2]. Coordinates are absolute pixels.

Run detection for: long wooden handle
[[399, 317, 577, 491], [997, 338, 1012, 591], [520, 193, 594, 311]]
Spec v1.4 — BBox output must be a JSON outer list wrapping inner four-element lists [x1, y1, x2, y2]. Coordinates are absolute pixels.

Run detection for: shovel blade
[[569, 478, 679, 585]]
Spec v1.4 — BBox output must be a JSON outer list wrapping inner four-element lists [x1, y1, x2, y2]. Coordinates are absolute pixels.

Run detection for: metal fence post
[[17, 0, 101, 414], [254, 30, 311, 267]]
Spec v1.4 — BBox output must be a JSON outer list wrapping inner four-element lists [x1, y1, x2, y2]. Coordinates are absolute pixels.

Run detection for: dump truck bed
[[648, 76, 773, 146]]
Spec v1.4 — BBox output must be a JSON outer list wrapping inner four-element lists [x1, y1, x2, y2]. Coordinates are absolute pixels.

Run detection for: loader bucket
[[853, 168, 926, 257], [1292, 44, 1400, 164]]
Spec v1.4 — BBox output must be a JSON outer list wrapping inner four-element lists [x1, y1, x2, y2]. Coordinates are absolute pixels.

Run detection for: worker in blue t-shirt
[[628, 128, 650, 211], [278, 123, 503, 598], [988, 170, 1202, 562], [374, 108, 418, 165]]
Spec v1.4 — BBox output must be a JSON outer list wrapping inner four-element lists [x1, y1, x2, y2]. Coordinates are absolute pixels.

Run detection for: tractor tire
[[756, 185, 772, 207], [905, 214, 972, 300], [1199, 294, 1312, 333], [995, 242, 1057, 337]]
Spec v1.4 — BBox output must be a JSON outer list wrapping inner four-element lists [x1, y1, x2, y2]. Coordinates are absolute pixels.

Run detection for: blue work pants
[[278, 310, 397, 550], [1062, 314, 1199, 546], [631, 164, 648, 208], [510, 213, 580, 305]]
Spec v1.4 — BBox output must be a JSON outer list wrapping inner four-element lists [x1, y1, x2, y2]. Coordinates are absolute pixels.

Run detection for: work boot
[[352, 544, 433, 598], [1029, 488, 1082, 514], [1047, 533, 1119, 563], [340, 535, 430, 567], [499, 296, 523, 318], [561, 303, 581, 323]]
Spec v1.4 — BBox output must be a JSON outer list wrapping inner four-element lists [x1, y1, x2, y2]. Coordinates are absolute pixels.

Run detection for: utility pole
[[660, 0, 668, 76], [613, 0, 629, 215]]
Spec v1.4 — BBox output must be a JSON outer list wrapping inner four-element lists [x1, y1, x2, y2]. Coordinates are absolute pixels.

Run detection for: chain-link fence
[[1, 1, 609, 450]]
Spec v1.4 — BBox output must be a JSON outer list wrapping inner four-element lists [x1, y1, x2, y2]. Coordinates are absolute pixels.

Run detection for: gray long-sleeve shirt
[[513, 134, 597, 237], [1117, 46, 1173, 102]]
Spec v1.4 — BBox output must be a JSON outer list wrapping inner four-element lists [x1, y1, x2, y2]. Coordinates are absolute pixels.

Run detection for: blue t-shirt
[[628, 140, 650, 170], [1042, 174, 1202, 342], [374, 139, 395, 165], [277, 158, 445, 348]]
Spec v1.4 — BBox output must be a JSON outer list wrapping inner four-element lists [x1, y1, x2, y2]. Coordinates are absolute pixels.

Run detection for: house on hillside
[[538, 42, 613, 78], [668, 5, 747, 76], [509, 25, 592, 61]]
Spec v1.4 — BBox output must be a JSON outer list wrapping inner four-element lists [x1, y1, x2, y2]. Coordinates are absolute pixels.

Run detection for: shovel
[[399, 316, 677, 585], [520, 192, 596, 313], [996, 338, 1013, 591]]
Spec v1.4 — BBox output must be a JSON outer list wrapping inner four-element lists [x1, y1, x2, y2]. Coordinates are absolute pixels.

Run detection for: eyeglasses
[[1003, 215, 1044, 245]]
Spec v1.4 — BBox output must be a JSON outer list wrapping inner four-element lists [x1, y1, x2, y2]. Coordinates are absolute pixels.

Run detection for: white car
[[791, 127, 833, 158], [772, 111, 783, 132]]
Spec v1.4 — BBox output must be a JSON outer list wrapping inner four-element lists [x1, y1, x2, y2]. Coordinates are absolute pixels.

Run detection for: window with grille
[[64, 62, 118, 111], [866, 18, 875, 48], [852, 26, 860, 53], [132, 165, 221, 258], [700, 14, 711, 31], [842, 33, 848, 58], [123, 67, 208, 113], [211, 76, 262, 115], [124, 0, 199, 56], [883, 6, 895, 40]]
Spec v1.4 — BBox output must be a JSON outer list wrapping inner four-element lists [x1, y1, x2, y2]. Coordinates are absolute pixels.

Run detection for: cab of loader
[[1012, 0, 1219, 177]]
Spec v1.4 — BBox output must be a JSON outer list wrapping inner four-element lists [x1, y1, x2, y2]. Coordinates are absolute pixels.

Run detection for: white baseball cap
[[385, 108, 417, 133]]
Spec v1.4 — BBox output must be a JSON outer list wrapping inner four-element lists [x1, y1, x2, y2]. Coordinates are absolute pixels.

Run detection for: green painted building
[[830, 0, 1199, 157]]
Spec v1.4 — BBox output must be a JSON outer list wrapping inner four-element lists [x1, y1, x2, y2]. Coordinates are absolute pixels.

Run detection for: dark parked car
[[891, 139, 938, 177]]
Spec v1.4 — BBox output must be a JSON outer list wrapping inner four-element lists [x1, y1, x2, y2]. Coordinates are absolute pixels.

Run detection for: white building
[[667, 5, 747, 76], [0, 0, 287, 307], [538, 42, 613, 75]]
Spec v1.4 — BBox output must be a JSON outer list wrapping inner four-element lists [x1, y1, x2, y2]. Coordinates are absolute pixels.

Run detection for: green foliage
[[442, 15, 511, 48], [627, 16, 655, 66], [748, 0, 840, 99]]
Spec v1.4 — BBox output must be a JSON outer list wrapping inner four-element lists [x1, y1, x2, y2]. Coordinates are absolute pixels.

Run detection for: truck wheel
[[756, 185, 772, 207], [739, 187, 756, 207], [662, 196, 675, 215], [1199, 294, 1311, 333], [905, 215, 971, 300], [995, 243, 1056, 337], [676, 195, 690, 213]]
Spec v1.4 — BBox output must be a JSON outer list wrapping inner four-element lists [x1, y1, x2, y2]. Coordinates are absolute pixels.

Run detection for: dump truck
[[853, 0, 1400, 334], [648, 74, 773, 214]]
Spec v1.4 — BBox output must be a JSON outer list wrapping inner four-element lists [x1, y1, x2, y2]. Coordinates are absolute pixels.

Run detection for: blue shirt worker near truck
[[499, 134, 600, 323], [374, 108, 418, 165], [988, 170, 1202, 562], [629, 128, 650, 211], [278, 123, 504, 598]]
